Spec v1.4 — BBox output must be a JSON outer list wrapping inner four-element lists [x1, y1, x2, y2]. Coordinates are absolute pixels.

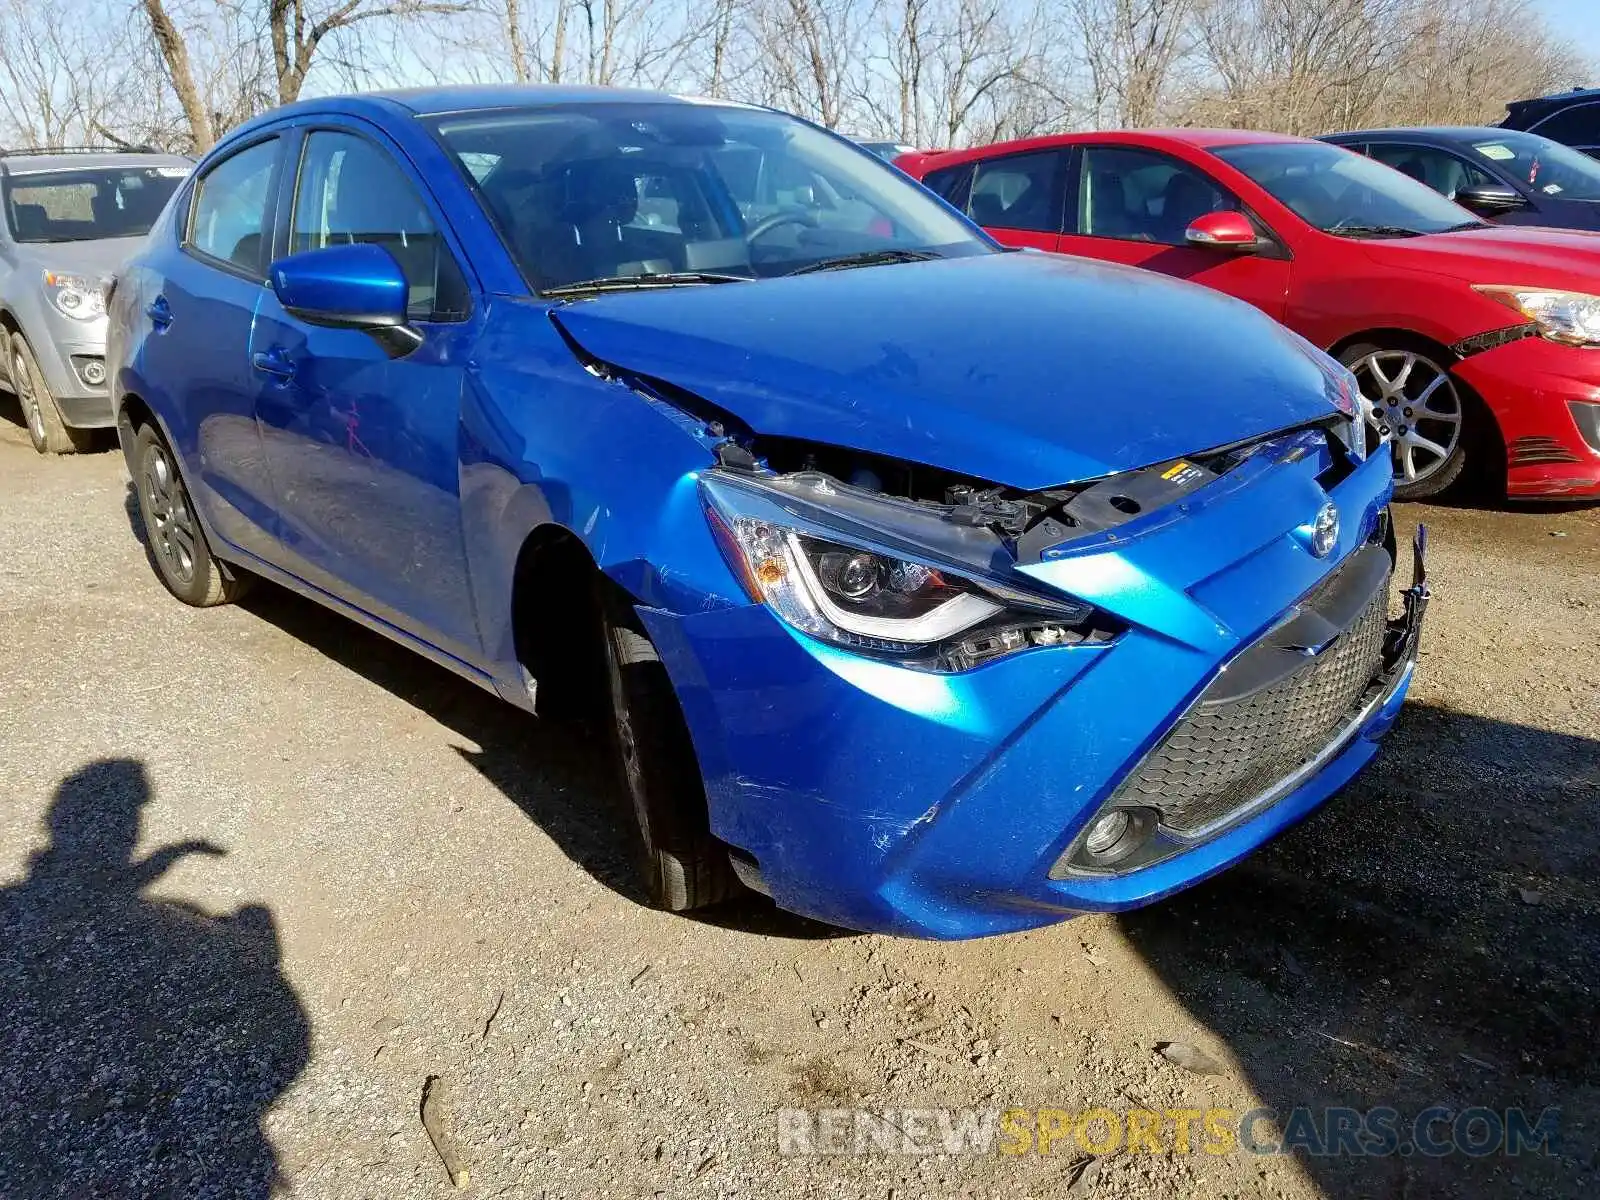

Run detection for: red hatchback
[[900, 131, 1600, 499]]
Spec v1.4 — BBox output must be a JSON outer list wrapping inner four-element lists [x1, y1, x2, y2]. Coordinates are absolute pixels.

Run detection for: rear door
[[141, 133, 286, 560], [953, 148, 1070, 251], [1056, 144, 1293, 322], [249, 122, 484, 665]]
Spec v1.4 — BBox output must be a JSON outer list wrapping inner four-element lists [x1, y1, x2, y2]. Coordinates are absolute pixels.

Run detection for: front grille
[[1107, 569, 1391, 837]]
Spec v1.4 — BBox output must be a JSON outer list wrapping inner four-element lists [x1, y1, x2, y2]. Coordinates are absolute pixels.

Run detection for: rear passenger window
[[291, 130, 469, 321], [922, 163, 973, 208], [967, 151, 1064, 233], [188, 138, 279, 276]]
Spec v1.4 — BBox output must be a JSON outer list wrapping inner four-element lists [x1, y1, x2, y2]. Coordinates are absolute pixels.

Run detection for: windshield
[[1214, 141, 1481, 235], [3, 166, 187, 243], [1464, 130, 1600, 202], [426, 102, 991, 292]]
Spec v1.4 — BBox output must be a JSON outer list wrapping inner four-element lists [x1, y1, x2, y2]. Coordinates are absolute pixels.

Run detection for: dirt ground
[[0, 404, 1596, 1200]]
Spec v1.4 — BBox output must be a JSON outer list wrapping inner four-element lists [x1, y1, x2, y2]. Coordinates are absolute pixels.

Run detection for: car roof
[[1324, 126, 1522, 142], [0, 149, 193, 176], [217, 85, 771, 149], [906, 127, 1314, 170], [1504, 86, 1600, 128]]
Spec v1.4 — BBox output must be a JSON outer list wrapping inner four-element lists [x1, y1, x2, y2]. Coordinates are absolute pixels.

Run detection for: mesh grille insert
[[1107, 581, 1390, 837]]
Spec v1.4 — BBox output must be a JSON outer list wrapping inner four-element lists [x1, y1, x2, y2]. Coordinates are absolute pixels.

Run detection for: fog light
[[1085, 809, 1131, 856], [71, 355, 107, 387], [1069, 805, 1159, 871]]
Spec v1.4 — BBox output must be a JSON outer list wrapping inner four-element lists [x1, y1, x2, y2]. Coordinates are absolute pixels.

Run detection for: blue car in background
[[108, 86, 1428, 938]]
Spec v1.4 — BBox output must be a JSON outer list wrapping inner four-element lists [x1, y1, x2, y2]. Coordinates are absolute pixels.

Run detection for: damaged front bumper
[[638, 447, 1422, 938]]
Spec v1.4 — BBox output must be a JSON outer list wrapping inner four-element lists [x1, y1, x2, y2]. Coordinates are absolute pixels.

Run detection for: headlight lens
[[702, 475, 1101, 669], [1475, 286, 1600, 347], [720, 518, 1005, 647], [44, 271, 107, 321], [1287, 329, 1365, 462]]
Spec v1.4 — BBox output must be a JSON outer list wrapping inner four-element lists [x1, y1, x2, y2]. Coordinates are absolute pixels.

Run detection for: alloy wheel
[[1348, 349, 1464, 486], [15, 350, 45, 445], [142, 443, 197, 585]]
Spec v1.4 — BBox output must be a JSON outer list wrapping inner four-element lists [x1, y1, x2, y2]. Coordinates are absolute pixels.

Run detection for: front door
[[250, 124, 484, 666], [143, 134, 286, 560], [1056, 145, 1293, 322]]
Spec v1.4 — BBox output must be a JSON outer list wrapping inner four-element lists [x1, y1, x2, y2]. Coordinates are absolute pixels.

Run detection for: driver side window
[[1078, 146, 1238, 245], [291, 130, 469, 321], [1365, 144, 1496, 202]]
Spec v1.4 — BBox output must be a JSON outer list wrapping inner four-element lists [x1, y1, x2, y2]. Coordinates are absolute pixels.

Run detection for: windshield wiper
[[785, 249, 942, 276], [542, 271, 751, 298], [1437, 221, 1488, 233], [1325, 224, 1423, 239]]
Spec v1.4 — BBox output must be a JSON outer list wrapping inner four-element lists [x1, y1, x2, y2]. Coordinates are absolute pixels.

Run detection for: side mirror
[[268, 243, 420, 355], [1184, 210, 1260, 251], [1453, 184, 1526, 215]]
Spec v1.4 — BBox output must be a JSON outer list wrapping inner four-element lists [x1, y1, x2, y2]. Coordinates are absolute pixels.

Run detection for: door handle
[[251, 347, 296, 381], [145, 296, 172, 330]]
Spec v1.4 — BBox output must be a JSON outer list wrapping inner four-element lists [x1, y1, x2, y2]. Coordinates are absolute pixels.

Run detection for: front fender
[[458, 300, 743, 702]]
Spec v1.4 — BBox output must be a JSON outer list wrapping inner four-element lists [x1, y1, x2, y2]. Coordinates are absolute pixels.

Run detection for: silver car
[[0, 148, 191, 454]]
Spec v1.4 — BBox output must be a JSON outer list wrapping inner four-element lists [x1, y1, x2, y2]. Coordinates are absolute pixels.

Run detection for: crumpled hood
[[550, 252, 1340, 490]]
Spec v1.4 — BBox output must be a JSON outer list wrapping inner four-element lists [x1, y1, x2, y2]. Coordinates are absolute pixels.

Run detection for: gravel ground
[[0, 404, 1596, 1200]]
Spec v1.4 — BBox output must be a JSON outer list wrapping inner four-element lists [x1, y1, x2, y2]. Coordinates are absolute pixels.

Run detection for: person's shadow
[[0, 759, 309, 1198]]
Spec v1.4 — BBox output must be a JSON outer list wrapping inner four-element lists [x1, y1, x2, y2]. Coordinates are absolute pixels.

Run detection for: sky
[[1536, 0, 1600, 68]]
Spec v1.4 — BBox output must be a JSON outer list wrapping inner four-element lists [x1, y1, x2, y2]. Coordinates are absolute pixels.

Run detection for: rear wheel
[[599, 588, 738, 911], [1340, 341, 1472, 500], [130, 422, 249, 607], [13, 335, 92, 455]]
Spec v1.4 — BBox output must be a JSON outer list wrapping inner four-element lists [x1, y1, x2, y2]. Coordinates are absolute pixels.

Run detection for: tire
[[12, 335, 93, 456], [130, 422, 249, 607], [599, 588, 737, 912], [1339, 340, 1473, 501]]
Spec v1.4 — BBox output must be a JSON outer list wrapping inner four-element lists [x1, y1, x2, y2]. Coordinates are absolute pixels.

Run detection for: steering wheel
[[745, 208, 817, 245]]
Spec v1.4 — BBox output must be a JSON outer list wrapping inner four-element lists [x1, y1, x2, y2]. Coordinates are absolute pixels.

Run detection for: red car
[[899, 131, 1600, 499]]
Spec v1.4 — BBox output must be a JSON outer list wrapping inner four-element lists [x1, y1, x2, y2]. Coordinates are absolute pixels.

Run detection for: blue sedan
[[107, 86, 1427, 938]]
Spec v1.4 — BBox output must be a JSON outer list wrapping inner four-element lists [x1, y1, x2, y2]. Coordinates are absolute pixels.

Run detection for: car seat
[[1160, 172, 1216, 241], [1088, 169, 1129, 237]]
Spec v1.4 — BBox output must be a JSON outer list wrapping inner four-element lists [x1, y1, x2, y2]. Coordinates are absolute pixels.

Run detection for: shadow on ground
[[236, 581, 845, 941], [0, 759, 309, 1197], [1119, 703, 1600, 1198]]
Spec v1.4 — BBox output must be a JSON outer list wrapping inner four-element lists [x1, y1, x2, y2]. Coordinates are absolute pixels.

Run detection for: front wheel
[[1340, 342, 1472, 500], [130, 423, 249, 607], [12, 335, 93, 455], [599, 589, 738, 911]]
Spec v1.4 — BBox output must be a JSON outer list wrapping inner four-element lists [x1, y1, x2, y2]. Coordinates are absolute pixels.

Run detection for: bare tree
[[1068, 0, 1196, 127], [142, 0, 216, 149], [753, 0, 872, 128]]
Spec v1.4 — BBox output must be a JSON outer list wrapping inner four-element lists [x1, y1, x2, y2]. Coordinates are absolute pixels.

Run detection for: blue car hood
[[551, 252, 1338, 490]]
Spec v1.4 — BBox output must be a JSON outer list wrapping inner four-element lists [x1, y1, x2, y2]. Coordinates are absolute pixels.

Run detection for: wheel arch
[[1332, 327, 1507, 496], [507, 521, 612, 719], [1326, 327, 1458, 365]]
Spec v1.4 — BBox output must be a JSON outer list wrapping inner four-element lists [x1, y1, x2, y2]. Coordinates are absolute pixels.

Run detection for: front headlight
[[1475, 286, 1600, 347], [44, 270, 107, 321], [701, 473, 1102, 671], [1286, 328, 1366, 462]]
